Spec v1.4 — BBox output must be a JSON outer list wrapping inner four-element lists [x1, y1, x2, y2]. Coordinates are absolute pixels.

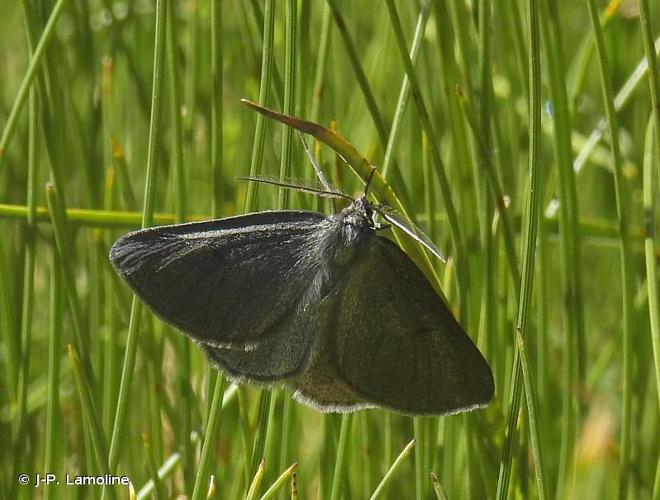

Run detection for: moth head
[[350, 167, 379, 229], [337, 196, 377, 247]]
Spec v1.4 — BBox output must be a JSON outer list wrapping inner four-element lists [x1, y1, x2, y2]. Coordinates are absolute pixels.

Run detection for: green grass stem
[[0, 0, 68, 172], [369, 439, 415, 500], [642, 117, 659, 410], [585, 0, 636, 496], [106, 0, 168, 482]]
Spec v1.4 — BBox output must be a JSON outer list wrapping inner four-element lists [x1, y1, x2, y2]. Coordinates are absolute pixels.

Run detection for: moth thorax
[[338, 197, 374, 247]]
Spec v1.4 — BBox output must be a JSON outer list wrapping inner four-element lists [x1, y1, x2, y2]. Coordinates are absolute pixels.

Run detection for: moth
[[110, 139, 494, 415]]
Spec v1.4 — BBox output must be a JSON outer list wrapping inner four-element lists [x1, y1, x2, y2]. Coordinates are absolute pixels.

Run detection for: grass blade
[[496, 0, 547, 496], [585, 0, 636, 496], [0, 0, 68, 172], [642, 117, 659, 410], [106, 0, 168, 480], [244, 0, 275, 211], [329, 414, 351, 500], [191, 377, 228, 500], [259, 462, 297, 500], [245, 459, 266, 500], [369, 438, 415, 500]]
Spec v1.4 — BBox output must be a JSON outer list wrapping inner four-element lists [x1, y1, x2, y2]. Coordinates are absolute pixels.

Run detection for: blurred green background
[[0, 0, 658, 498]]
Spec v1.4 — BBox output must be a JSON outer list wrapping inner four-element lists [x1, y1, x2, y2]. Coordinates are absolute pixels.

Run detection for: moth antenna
[[298, 132, 332, 191], [374, 204, 447, 263], [298, 131, 337, 213], [237, 175, 354, 202]]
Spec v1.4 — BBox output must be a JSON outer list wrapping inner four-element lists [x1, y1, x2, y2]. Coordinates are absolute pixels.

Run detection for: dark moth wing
[[313, 235, 494, 415], [109, 211, 327, 381]]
